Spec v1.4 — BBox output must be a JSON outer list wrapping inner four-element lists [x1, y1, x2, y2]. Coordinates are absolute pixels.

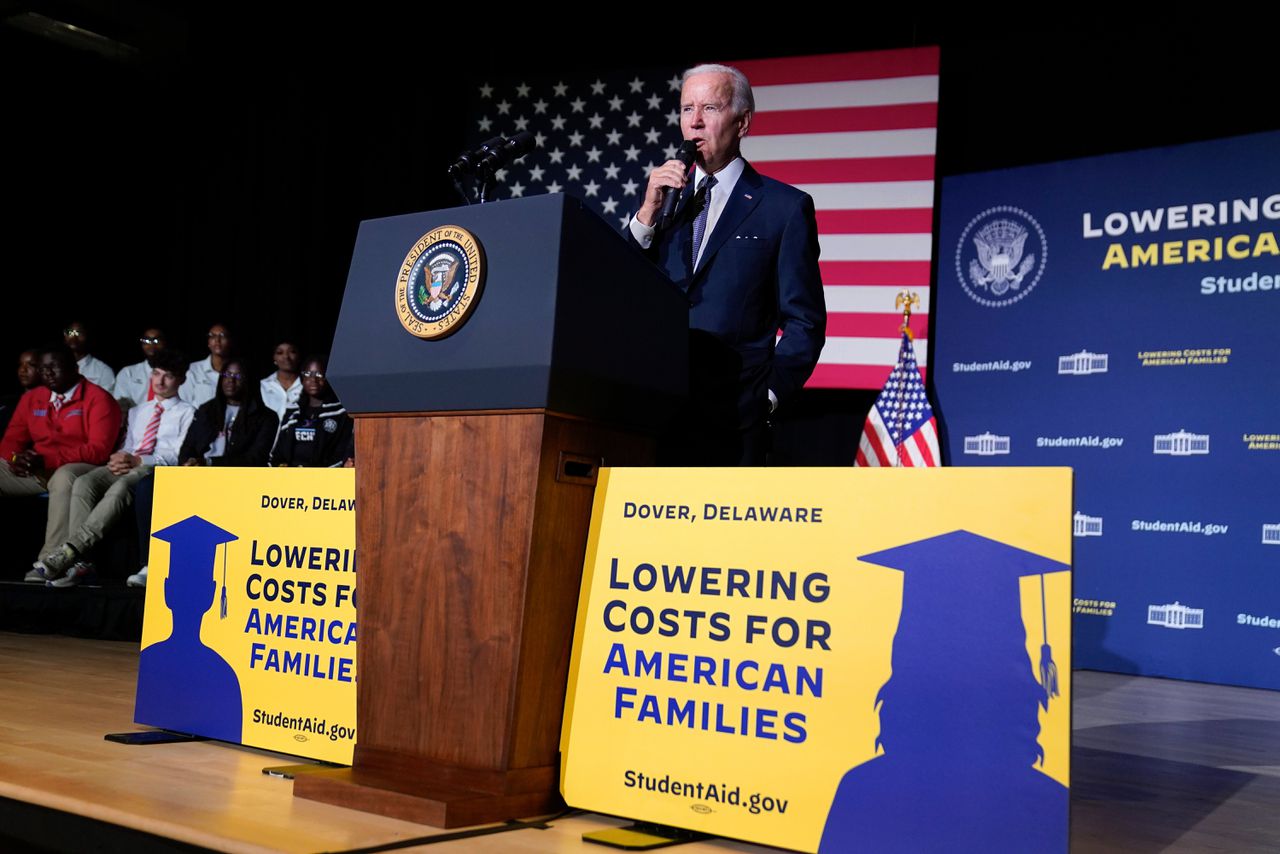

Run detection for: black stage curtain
[[2, 15, 1273, 465]]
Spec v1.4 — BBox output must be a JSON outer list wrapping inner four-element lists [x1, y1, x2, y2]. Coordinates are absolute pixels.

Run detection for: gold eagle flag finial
[[895, 291, 920, 339]]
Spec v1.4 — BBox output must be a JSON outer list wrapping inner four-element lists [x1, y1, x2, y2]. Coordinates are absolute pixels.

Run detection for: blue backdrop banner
[[934, 130, 1280, 689]]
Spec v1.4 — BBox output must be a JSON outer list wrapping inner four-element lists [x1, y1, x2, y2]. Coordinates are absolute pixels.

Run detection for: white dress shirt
[[260, 373, 303, 424], [180, 356, 219, 407], [628, 156, 746, 271], [50, 381, 82, 410], [77, 354, 116, 394], [123, 396, 195, 467]]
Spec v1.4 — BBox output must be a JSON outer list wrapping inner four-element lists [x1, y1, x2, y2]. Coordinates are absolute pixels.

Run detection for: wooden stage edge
[[4, 631, 1280, 852]]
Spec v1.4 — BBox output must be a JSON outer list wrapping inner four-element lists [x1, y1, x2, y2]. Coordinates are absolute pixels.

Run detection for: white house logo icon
[[963, 432, 1011, 456], [1058, 351, 1109, 375], [1153, 430, 1210, 456], [1073, 512, 1103, 537], [1148, 602, 1204, 629]]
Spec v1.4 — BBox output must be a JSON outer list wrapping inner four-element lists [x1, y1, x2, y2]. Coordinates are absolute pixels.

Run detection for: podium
[[292, 195, 687, 826]]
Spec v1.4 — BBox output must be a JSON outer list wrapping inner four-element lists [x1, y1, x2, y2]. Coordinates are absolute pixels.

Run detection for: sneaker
[[48, 561, 98, 588], [42, 543, 79, 575], [24, 562, 51, 583], [126, 566, 148, 588]]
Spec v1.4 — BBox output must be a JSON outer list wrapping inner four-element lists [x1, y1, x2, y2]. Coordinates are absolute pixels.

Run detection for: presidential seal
[[954, 206, 1047, 308], [395, 225, 486, 339]]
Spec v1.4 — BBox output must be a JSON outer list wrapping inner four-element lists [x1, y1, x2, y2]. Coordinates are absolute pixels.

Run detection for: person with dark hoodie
[[269, 354, 353, 468], [178, 357, 279, 468]]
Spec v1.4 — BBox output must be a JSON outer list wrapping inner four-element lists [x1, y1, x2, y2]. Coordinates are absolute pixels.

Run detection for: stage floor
[[2, 632, 1280, 853]]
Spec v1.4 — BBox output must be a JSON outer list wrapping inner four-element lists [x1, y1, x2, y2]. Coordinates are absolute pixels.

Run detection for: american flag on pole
[[466, 46, 939, 390], [855, 331, 940, 467]]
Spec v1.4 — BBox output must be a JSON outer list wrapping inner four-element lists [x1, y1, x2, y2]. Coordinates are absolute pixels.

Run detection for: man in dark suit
[[629, 63, 825, 465]]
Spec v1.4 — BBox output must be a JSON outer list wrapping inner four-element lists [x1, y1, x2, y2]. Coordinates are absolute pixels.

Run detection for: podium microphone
[[660, 140, 698, 226], [476, 130, 536, 173], [448, 137, 503, 178]]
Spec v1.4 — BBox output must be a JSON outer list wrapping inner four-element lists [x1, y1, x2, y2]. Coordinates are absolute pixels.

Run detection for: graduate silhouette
[[135, 516, 243, 743], [819, 530, 1069, 854]]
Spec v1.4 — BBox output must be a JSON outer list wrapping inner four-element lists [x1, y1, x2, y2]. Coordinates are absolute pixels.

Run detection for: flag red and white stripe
[[735, 48, 939, 389]]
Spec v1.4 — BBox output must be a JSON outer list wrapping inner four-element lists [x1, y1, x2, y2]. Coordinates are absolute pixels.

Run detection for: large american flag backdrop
[[467, 47, 939, 389]]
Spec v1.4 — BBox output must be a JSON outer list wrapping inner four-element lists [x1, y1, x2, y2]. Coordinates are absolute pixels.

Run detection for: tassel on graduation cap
[[219, 543, 229, 620], [151, 515, 238, 621], [1039, 571, 1059, 706]]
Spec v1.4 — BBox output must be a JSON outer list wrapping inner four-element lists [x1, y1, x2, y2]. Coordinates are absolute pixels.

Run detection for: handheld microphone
[[659, 140, 698, 225]]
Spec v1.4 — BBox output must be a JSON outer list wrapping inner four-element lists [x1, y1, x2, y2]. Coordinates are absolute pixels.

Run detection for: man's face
[[140, 329, 166, 360], [63, 321, 88, 356], [17, 351, 42, 389], [41, 353, 78, 394], [207, 324, 231, 358], [680, 72, 750, 175], [150, 367, 183, 400]]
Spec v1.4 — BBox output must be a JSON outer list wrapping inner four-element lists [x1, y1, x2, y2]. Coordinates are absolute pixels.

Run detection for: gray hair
[[681, 63, 755, 116]]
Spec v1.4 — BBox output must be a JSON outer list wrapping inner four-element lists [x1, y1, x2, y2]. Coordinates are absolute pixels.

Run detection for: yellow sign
[[135, 467, 357, 764], [562, 467, 1071, 853]]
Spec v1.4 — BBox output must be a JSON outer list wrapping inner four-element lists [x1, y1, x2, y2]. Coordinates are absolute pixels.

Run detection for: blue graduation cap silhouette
[[135, 515, 244, 743], [819, 530, 1069, 854]]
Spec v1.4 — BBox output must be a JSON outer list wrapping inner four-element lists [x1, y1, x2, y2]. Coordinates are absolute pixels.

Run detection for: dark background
[[1, 6, 1272, 463]]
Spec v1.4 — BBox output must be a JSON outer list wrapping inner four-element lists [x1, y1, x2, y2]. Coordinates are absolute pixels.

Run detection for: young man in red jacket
[[0, 346, 122, 580]]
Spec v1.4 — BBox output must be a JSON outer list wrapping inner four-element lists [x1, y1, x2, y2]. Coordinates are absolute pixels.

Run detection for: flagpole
[[896, 291, 918, 341], [892, 292, 920, 467]]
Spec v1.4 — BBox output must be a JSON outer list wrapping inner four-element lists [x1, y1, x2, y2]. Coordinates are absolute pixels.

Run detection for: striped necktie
[[689, 174, 717, 271], [136, 402, 164, 456]]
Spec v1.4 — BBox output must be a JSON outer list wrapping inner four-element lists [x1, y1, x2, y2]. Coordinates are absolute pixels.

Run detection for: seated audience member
[[40, 351, 195, 587], [0, 347, 122, 581], [114, 327, 167, 410], [180, 323, 233, 407], [259, 340, 303, 423], [270, 355, 354, 468], [1, 349, 44, 435], [181, 358, 280, 467], [126, 359, 278, 588], [63, 320, 116, 392]]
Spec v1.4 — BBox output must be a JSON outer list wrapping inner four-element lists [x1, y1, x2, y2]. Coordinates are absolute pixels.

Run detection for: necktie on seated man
[[136, 402, 163, 456]]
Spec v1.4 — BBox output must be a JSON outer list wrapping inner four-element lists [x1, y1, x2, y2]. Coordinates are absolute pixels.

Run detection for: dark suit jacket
[[632, 160, 825, 431]]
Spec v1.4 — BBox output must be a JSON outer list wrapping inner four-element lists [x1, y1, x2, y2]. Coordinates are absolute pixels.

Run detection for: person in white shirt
[[180, 323, 233, 407], [40, 350, 196, 587], [113, 327, 168, 411], [259, 340, 303, 423], [63, 320, 116, 393]]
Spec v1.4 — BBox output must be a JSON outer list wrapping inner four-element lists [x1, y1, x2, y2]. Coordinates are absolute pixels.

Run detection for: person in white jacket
[[63, 320, 115, 393], [259, 339, 303, 424], [113, 327, 168, 411]]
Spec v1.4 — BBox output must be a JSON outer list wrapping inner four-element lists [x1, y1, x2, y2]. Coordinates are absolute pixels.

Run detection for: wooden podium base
[[293, 764, 560, 828], [293, 409, 652, 827]]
